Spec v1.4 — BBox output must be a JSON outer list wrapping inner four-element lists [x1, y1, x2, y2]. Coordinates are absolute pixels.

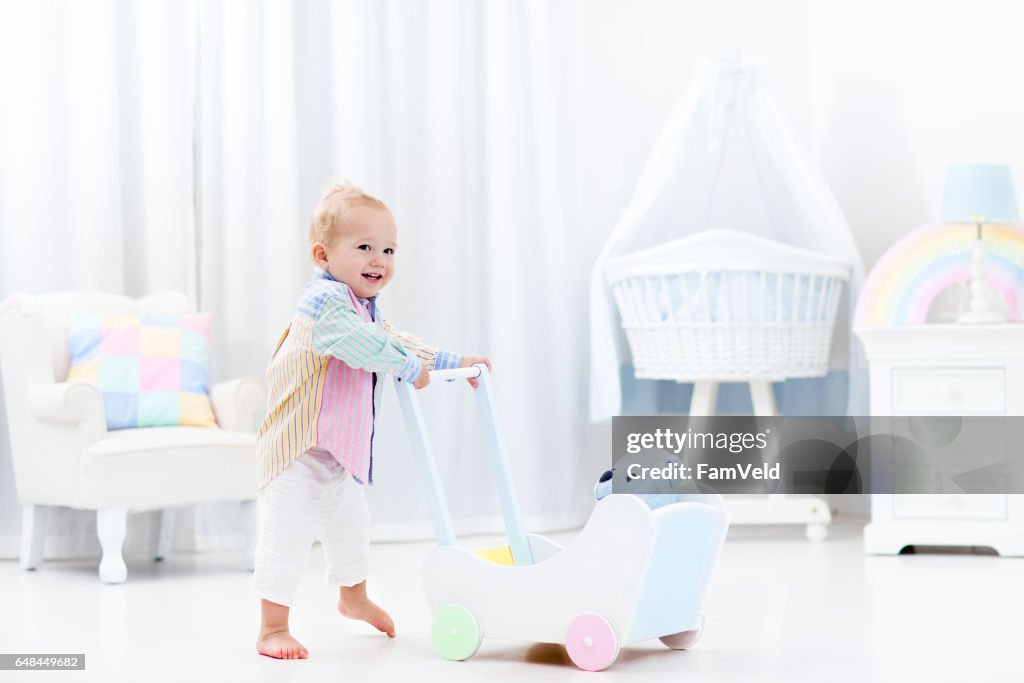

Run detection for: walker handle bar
[[426, 365, 484, 382], [393, 362, 534, 566], [394, 364, 486, 383]]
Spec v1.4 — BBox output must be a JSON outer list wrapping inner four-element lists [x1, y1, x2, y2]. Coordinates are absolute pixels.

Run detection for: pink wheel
[[565, 613, 619, 672]]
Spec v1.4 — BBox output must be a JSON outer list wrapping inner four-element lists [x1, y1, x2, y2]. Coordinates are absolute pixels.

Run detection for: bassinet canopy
[[589, 58, 864, 422]]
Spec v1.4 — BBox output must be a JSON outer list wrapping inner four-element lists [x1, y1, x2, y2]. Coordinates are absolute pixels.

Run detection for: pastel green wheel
[[431, 604, 482, 661]]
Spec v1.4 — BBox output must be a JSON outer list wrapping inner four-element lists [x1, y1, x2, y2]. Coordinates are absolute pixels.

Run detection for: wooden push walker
[[394, 364, 729, 671]]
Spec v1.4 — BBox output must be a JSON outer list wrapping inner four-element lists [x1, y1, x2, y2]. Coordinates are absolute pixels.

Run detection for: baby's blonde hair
[[308, 181, 389, 258]]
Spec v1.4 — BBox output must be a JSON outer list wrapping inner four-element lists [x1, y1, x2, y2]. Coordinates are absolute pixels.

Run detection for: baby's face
[[319, 205, 398, 299]]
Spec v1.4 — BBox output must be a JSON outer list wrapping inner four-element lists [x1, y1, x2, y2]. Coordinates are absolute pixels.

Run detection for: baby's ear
[[311, 242, 328, 265]]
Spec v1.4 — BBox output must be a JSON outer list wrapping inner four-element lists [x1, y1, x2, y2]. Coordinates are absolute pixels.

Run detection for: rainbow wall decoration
[[855, 223, 1024, 325]]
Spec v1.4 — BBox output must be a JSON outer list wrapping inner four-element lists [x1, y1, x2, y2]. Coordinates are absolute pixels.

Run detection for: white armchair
[[0, 291, 264, 583]]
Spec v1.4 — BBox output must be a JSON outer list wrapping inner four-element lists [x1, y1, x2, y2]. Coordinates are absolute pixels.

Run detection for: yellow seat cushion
[[473, 544, 514, 565]]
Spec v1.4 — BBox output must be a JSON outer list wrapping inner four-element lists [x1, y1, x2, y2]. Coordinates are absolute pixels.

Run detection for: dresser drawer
[[892, 494, 1008, 521], [891, 367, 1005, 414]]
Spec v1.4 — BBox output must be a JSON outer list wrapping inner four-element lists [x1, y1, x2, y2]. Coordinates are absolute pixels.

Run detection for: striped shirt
[[256, 269, 461, 488]]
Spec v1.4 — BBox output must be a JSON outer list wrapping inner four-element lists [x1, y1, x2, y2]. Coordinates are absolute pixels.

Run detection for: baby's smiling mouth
[[363, 272, 383, 282]]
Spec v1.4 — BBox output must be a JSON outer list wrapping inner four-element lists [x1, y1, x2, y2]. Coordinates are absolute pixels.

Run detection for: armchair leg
[[97, 509, 128, 584], [20, 504, 48, 571], [153, 509, 175, 561], [241, 499, 256, 572]]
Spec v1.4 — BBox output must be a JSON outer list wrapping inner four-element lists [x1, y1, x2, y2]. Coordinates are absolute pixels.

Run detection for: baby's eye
[[357, 244, 370, 251], [384, 248, 395, 255]]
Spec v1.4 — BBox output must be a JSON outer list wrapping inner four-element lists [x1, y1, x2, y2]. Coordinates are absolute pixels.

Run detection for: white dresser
[[854, 324, 1024, 556]]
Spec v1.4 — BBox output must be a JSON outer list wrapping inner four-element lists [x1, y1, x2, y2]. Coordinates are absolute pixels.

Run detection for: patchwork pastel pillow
[[66, 313, 218, 430]]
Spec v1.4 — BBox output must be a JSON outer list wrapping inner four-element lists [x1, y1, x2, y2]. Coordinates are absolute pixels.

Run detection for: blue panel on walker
[[628, 501, 727, 643]]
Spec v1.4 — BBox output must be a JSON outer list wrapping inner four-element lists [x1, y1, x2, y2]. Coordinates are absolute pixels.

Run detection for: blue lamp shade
[[941, 163, 1019, 223]]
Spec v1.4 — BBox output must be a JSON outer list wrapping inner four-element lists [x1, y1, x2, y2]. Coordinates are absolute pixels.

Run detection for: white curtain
[[197, 0, 591, 539], [0, 1, 199, 558], [0, 0, 592, 558]]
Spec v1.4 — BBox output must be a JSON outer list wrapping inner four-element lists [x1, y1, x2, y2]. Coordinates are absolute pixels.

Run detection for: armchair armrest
[[29, 381, 106, 427], [210, 377, 264, 433]]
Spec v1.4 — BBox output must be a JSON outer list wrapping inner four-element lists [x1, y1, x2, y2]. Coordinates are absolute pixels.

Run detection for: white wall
[[810, 0, 1024, 267]]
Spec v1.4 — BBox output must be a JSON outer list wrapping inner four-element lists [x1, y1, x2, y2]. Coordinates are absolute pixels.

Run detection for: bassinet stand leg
[[690, 380, 775, 416], [748, 380, 777, 417], [689, 381, 719, 417]]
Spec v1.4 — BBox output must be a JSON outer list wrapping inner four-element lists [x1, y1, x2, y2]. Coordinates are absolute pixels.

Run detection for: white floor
[[2, 514, 1023, 682]]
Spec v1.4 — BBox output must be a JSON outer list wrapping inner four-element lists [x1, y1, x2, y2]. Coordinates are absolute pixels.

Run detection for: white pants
[[252, 448, 370, 607]]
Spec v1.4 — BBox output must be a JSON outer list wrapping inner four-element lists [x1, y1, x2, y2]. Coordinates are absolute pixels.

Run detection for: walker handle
[[426, 365, 484, 382], [393, 363, 534, 566]]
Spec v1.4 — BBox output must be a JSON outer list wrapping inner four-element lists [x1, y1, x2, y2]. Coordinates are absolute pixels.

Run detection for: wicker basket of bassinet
[[605, 231, 851, 381]]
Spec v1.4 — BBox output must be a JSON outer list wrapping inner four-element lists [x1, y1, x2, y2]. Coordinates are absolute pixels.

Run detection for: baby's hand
[[413, 362, 431, 390], [460, 356, 491, 389]]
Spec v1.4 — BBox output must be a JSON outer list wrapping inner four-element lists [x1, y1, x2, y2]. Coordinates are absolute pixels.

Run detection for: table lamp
[[941, 163, 1019, 324]]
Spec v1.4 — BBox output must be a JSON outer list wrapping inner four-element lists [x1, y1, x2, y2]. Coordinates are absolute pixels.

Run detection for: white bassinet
[[606, 230, 850, 382]]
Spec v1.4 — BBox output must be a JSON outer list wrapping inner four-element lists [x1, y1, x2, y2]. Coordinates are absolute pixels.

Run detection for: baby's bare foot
[[257, 629, 309, 659], [338, 593, 396, 637]]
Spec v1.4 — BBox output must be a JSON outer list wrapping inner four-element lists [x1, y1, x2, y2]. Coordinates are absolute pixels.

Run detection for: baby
[[253, 182, 489, 659]]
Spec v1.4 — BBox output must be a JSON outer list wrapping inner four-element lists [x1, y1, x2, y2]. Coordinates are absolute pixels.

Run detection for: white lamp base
[[957, 237, 1007, 325]]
